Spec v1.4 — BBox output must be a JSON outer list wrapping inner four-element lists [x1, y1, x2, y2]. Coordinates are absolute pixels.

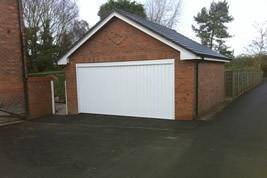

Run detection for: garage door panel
[[76, 59, 174, 119]]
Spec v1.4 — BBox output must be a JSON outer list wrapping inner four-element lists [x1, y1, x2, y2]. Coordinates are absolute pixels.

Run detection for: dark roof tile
[[114, 8, 229, 60]]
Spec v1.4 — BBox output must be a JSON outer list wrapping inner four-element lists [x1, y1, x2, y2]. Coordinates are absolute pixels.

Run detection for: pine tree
[[192, 0, 234, 58], [23, 0, 80, 73], [38, 19, 56, 72]]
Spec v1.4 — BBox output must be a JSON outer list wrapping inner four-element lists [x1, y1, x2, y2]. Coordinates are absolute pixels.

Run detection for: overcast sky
[[77, 0, 267, 56]]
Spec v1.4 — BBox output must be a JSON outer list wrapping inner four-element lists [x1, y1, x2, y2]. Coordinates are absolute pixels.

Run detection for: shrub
[[225, 54, 267, 72]]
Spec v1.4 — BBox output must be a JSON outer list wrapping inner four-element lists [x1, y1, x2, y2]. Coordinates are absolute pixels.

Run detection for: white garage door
[[76, 59, 175, 120]]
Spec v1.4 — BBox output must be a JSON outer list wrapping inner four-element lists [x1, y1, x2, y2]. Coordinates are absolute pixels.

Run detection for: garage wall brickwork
[[0, 0, 25, 115], [198, 61, 225, 115], [65, 17, 196, 120]]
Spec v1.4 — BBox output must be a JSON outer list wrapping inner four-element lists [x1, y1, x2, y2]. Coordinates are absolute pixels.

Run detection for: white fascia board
[[57, 12, 196, 65], [196, 56, 230, 63], [204, 57, 230, 63], [58, 57, 69, 65], [76, 59, 174, 68]]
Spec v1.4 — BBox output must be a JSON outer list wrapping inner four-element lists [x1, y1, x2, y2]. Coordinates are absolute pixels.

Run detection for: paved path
[[170, 79, 267, 178], [0, 79, 267, 178]]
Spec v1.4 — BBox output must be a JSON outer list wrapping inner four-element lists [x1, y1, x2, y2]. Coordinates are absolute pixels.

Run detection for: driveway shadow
[[32, 114, 203, 131]]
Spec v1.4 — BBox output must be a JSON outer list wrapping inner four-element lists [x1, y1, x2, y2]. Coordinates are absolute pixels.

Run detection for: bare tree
[[23, 0, 79, 44], [145, 0, 182, 28], [66, 20, 90, 45], [22, 0, 88, 72], [246, 22, 267, 57], [245, 21, 267, 69]]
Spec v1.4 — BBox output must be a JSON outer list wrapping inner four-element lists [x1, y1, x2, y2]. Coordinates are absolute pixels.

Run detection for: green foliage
[[225, 54, 267, 73], [24, 26, 39, 73], [38, 19, 57, 72], [23, 0, 88, 73], [25, 18, 89, 73], [28, 70, 64, 76], [98, 0, 146, 19], [261, 58, 267, 77], [53, 74, 66, 99], [192, 0, 234, 58], [25, 19, 58, 72]]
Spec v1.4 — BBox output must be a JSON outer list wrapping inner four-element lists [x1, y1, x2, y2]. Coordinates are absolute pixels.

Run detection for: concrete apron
[[0, 111, 23, 126]]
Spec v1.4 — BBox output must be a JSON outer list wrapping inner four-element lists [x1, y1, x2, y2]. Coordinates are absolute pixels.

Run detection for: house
[[0, 0, 27, 116], [58, 8, 229, 120], [0, 0, 54, 120]]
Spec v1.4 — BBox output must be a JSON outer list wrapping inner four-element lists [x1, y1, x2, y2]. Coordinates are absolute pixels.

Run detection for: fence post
[[225, 70, 263, 99], [232, 71, 236, 97], [232, 71, 234, 98], [240, 70, 241, 96], [246, 70, 248, 90], [241, 71, 244, 94], [251, 71, 253, 88]]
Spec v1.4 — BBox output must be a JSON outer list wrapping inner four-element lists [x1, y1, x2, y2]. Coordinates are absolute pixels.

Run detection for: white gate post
[[51, 80, 55, 114]]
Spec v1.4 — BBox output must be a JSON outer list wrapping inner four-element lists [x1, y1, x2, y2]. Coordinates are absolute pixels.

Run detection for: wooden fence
[[225, 70, 263, 98]]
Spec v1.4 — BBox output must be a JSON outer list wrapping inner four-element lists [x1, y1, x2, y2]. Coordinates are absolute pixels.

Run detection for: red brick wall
[[0, 0, 26, 115], [198, 61, 225, 115], [65, 18, 196, 120], [175, 60, 196, 120], [27, 77, 54, 119]]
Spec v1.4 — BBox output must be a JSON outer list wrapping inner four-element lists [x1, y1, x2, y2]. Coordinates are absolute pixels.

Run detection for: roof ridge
[[113, 8, 219, 54], [112, 8, 177, 33]]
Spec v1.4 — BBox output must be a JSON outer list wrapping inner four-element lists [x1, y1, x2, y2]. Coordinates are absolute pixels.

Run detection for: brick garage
[[198, 62, 225, 115], [0, 0, 26, 115], [58, 9, 229, 120]]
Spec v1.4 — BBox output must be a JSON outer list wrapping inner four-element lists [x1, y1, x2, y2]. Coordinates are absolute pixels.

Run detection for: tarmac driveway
[[0, 114, 202, 178], [1, 79, 267, 178]]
